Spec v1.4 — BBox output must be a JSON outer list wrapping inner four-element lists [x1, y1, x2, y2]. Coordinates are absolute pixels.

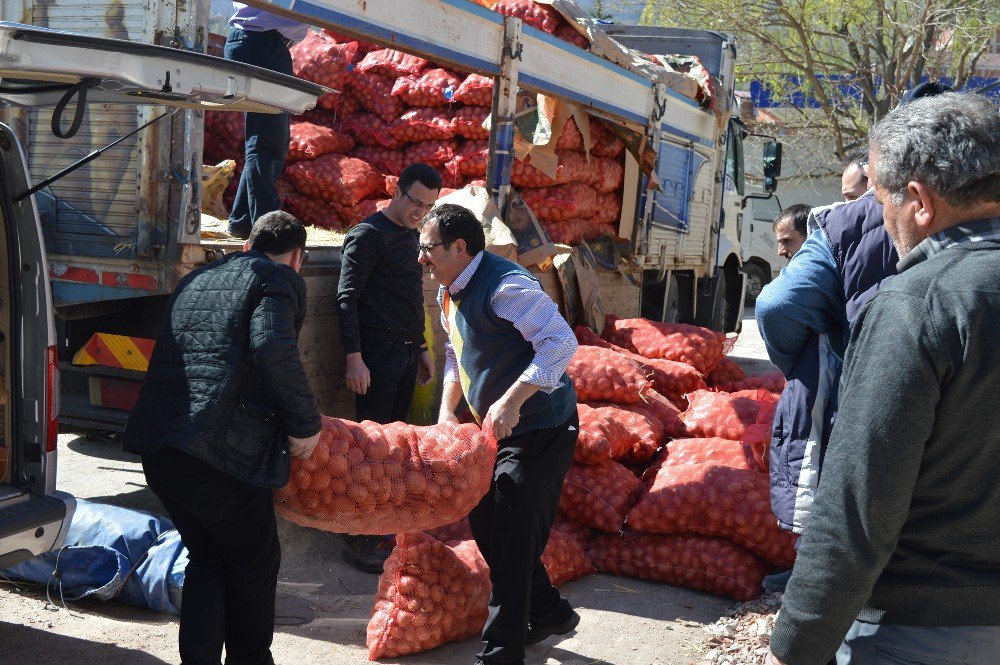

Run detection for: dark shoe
[[762, 567, 793, 592], [227, 221, 251, 239], [342, 534, 393, 574], [525, 609, 581, 645]]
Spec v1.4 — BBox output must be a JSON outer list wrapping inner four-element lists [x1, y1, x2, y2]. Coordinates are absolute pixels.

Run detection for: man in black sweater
[[769, 93, 1000, 664], [336, 162, 441, 572]]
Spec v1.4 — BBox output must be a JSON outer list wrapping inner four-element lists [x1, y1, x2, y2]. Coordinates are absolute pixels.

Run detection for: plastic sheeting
[[1, 499, 187, 615]]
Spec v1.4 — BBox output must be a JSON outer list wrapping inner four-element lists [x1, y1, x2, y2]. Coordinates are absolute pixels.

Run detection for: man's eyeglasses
[[418, 241, 447, 255], [402, 189, 435, 211]]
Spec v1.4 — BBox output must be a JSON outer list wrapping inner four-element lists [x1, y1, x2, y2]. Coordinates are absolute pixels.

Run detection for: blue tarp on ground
[[1, 499, 188, 615]]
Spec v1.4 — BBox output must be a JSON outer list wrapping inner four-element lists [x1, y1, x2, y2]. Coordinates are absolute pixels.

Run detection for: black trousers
[[469, 412, 579, 664], [355, 337, 420, 424], [142, 447, 281, 665]]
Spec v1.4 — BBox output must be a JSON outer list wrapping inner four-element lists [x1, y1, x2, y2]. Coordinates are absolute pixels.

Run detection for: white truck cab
[[0, 22, 324, 569]]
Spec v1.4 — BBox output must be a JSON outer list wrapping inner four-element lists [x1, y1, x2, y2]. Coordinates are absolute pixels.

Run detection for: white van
[[0, 21, 323, 568]]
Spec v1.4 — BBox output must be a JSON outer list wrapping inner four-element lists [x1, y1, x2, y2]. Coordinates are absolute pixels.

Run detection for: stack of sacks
[[202, 1, 627, 245]]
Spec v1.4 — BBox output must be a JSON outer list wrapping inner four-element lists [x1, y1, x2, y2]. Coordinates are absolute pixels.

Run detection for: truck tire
[[743, 263, 767, 306], [695, 272, 728, 333], [55, 300, 129, 321]]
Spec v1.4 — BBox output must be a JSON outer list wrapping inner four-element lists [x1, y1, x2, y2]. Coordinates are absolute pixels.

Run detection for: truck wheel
[[710, 271, 728, 332], [743, 263, 767, 306]]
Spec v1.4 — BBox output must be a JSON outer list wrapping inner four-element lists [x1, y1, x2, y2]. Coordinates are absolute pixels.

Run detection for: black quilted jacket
[[123, 250, 322, 487]]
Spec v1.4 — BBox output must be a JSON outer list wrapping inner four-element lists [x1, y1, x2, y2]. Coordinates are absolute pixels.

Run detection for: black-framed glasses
[[418, 241, 447, 255], [402, 189, 434, 211]]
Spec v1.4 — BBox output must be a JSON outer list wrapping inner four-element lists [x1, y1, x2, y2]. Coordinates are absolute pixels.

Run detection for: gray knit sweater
[[771, 225, 1000, 664]]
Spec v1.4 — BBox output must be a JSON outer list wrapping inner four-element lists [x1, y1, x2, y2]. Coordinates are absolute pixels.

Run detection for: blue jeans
[[837, 622, 1000, 664], [224, 28, 293, 235]]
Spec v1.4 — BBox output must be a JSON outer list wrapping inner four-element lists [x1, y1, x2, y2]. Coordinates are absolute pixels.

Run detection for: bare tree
[[637, 0, 998, 160]]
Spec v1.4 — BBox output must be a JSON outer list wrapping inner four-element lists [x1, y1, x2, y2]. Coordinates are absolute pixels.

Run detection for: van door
[[0, 22, 325, 569]]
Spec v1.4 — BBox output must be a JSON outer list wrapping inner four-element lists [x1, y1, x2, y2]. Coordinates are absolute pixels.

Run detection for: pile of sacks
[[203, 0, 625, 245], [313, 314, 789, 660]]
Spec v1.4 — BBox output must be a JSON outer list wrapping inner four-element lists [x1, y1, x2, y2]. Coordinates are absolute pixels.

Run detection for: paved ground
[[0, 309, 775, 665]]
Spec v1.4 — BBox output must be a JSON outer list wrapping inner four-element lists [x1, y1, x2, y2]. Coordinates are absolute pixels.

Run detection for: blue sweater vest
[[447, 252, 576, 437]]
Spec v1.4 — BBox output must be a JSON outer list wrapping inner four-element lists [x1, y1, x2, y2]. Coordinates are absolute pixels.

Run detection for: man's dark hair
[[247, 210, 307, 255], [773, 203, 810, 236], [843, 151, 869, 185], [398, 163, 442, 194], [422, 203, 486, 255]]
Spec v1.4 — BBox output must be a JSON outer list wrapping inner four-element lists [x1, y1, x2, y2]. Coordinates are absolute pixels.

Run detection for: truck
[[0, 21, 327, 567], [0, 0, 781, 436]]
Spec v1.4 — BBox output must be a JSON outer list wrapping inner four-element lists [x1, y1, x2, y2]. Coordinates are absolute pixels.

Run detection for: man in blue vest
[[419, 204, 581, 665], [225, 4, 310, 238]]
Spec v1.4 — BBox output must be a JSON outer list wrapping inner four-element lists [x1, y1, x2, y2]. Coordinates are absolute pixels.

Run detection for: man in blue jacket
[[769, 90, 1000, 665]]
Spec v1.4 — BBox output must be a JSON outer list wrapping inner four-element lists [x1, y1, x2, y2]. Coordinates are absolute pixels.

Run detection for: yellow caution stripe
[[72, 333, 155, 372]]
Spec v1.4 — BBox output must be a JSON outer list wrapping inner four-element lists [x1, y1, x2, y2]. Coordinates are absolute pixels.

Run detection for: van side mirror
[[763, 141, 782, 193]]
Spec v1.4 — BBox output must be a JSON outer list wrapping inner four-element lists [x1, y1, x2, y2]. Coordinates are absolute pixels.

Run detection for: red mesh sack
[[451, 106, 491, 140], [356, 48, 428, 78], [285, 154, 383, 206], [679, 389, 777, 440], [705, 356, 747, 387], [453, 73, 494, 107], [556, 116, 585, 151], [541, 218, 615, 245], [626, 451, 796, 566], [404, 139, 457, 169], [559, 460, 645, 532], [290, 32, 357, 111], [602, 315, 724, 374], [320, 29, 378, 56], [511, 150, 595, 188], [293, 107, 338, 128], [273, 417, 497, 535], [715, 371, 786, 395], [332, 197, 391, 227], [391, 68, 460, 107], [450, 140, 489, 176], [576, 403, 634, 465], [520, 182, 598, 222], [493, 0, 562, 33], [281, 192, 346, 230], [388, 107, 455, 143], [544, 525, 596, 586], [573, 327, 706, 405], [203, 111, 244, 164], [287, 122, 354, 162], [660, 437, 759, 471], [347, 71, 406, 122], [588, 531, 766, 602], [591, 157, 625, 193], [367, 533, 490, 659], [576, 403, 665, 466], [340, 112, 402, 148], [348, 145, 405, 176], [566, 344, 651, 404], [589, 120, 625, 159], [591, 192, 623, 224], [554, 23, 589, 49]]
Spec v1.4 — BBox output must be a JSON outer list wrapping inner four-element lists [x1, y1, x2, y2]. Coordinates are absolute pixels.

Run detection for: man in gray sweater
[[769, 92, 1000, 665]]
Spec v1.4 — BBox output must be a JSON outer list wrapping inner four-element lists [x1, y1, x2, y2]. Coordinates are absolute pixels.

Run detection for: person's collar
[[897, 216, 1000, 272], [448, 251, 484, 296]]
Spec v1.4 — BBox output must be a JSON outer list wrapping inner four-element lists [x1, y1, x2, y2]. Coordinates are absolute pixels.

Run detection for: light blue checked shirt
[[897, 216, 1000, 272], [441, 252, 577, 393]]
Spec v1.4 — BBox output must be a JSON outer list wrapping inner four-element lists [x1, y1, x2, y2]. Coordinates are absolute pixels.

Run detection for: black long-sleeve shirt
[[337, 212, 424, 354]]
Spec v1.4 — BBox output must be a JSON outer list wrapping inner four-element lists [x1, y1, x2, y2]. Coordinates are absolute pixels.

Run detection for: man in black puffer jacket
[[124, 210, 322, 665]]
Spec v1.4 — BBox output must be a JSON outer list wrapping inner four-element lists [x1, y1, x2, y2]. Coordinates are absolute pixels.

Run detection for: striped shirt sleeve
[[490, 273, 577, 393]]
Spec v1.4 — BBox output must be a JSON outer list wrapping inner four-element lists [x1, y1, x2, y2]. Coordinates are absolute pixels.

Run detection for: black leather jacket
[[123, 250, 322, 487]]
